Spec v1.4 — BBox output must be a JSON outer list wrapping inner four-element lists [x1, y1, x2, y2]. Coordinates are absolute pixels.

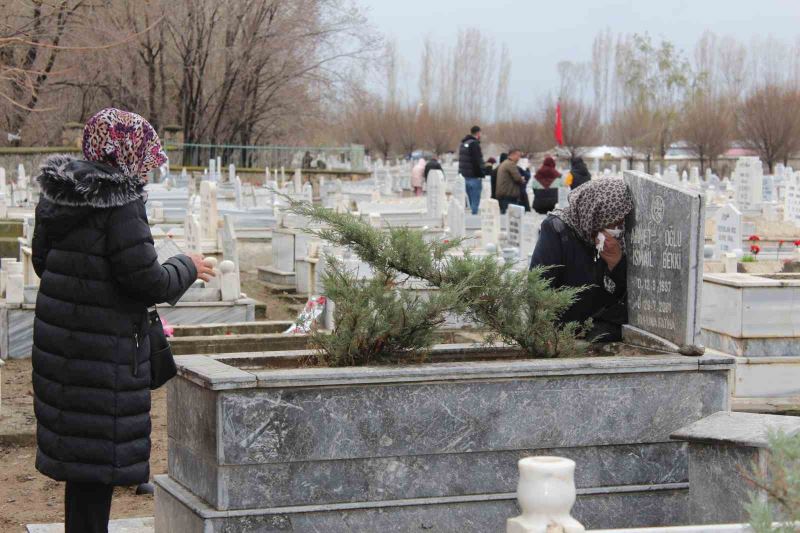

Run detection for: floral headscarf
[[554, 178, 633, 248], [82, 108, 167, 179]]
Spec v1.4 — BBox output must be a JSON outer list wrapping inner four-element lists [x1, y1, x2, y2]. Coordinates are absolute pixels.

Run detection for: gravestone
[[557, 187, 570, 208], [506, 204, 524, 248], [228, 164, 236, 184], [184, 214, 201, 255], [784, 171, 800, 226], [426, 170, 446, 222], [623, 171, 705, 355], [519, 213, 544, 263], [480, 199, 500, 248], [208, 159, 217, 182], [715, 203, 742, 257], [293, 169, 302, 194], [733, 157, 763, 211], [452, 174, 466, 208], [447, 197, 465, 239], [199, 181, 218, 241], [0, 167, 6, 196], [234, 177, 243, 209], [155, 239, 184, 265], [222, 214, 240, 269]]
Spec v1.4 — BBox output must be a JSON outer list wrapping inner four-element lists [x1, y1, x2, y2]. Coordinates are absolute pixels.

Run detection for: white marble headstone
[[426, 170, 446, 222], [714, 203, 742, 257], [480, 199, 500, 248], [199, 181, 219, 241], [184, 213, 201, 255], [733, 156, 764, 211], [447, 197, 465, 239]]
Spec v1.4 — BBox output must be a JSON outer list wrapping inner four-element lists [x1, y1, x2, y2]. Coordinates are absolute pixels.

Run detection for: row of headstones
[[0, 258, 24, 303], [0, 165, 38, 210]]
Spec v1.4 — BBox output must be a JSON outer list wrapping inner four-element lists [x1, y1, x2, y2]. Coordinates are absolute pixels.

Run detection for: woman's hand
[[598, 231, 623, 271], [189, 254, 217, 282]]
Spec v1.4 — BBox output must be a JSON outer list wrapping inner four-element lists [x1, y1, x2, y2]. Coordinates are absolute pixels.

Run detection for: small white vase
[[507, 456, 585, 533]]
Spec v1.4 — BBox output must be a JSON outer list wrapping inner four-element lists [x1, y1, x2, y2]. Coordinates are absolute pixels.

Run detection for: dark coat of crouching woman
[[31, 108, 205, 533]]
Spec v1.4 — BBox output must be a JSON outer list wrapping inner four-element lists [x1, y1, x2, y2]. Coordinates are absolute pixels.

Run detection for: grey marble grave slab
[[672, 411, 800, 525], [163, 350, 731, 528], [624, 171, 705, 354], [155, 474, 690, 532]]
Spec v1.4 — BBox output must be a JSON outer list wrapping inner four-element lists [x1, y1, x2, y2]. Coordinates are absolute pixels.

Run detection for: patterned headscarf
[[554, 178, 633, 248], [82, 108, 167, 179]]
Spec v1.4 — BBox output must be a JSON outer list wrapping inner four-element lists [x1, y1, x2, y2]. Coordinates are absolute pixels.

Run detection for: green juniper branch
[[289, 199, 588, 361]]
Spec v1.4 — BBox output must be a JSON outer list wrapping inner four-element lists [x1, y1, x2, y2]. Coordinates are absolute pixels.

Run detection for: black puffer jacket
[[458, 135, 485, 178], [531, 215, 626, 333], [32, 154, 197, 486]]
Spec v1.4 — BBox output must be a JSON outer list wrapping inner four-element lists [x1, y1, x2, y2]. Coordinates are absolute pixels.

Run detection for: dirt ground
[[0, 279, 294, 532], [0, 358, 167, 532]]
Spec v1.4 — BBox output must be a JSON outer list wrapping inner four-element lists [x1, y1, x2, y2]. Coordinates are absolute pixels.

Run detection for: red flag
[[554, 102, 564, 146]]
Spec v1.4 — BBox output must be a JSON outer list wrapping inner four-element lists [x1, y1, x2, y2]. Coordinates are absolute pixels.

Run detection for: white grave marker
[[480, 199, 501, 248], [715, 203, 742, 257], [199, 181, 219, 241]]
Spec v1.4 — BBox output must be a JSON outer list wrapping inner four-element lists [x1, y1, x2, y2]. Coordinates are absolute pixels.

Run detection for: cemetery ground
[[0, 271, 293, 533], [0, 359, 163, 532]]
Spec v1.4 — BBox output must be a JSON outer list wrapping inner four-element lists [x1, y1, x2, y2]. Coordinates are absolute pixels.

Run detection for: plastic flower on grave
[[750, 244, 761, 255], [794, 240, 800, 247], [748, 235, 761, 242]]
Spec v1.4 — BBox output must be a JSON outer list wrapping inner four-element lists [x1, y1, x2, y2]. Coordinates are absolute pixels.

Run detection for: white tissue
[[596, 232, 606, 254], [597, 228, 622, 254]]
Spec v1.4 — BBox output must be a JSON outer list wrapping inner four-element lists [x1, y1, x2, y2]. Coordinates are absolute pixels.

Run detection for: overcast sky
[[364, 0, 800, 108]]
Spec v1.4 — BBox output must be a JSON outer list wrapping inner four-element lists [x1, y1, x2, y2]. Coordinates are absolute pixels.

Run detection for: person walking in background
[[495, 148, 525, 214], [565, 156, 591, 189], [491, 154, 506, 199], [518, 154, 532, 212], [31, 108, 215, 533], [458, 125, 486, 214], [531, 156, 562, 214], [424, 154, 443, 181], [302, 151, 314, 169], [411, 157, 426, 196], [530, 178, 633, 342]]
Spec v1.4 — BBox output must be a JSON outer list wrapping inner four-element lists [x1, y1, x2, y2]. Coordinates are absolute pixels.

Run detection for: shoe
[[136, 482, 155, 495]]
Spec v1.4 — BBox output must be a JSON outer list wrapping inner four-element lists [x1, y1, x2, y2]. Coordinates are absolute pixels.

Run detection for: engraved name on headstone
[[624, 171, 705, 354], [715, 203, 742, 256]]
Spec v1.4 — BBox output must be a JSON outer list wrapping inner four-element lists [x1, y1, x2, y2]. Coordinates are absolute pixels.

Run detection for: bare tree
[[545, 97, 601, 158], [679, 92, 733, 173], [1, 0, 90, 144], [495, 116, 542, 155], [737, 85, 800, 173]]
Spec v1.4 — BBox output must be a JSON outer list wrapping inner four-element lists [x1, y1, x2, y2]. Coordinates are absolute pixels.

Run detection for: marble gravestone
[[155, 239, 184, 265], [623, 171, 705, 355], [557, 187, 570, 208], [714, 203, 742, 257], [222, 214, 240, 269], [506, 204, 524, 249]]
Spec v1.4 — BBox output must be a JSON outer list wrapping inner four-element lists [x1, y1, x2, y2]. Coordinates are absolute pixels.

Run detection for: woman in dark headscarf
[[567, 156, 592, 189], [531, 156, 562, 214], [530, 178, 633, 342], [32, 108, 214, 532]]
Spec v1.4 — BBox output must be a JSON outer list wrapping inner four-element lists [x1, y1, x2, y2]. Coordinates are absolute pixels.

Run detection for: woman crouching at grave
[[31, 108, 215, 533], [530, 178, 633, 342]]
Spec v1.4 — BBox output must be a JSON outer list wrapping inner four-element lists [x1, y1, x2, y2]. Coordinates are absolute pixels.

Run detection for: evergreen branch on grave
[[286, 199, 588, 359], [310, 257, 463, 367], [744, 430, 800, 533]]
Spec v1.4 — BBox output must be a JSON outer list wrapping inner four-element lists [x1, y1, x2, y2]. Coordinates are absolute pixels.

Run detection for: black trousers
[[65, 482, 114, 533], [498, 196, 519, 214]]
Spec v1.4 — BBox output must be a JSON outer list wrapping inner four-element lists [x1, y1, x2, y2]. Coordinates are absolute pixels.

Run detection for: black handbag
[[148, 307, 177, 389]]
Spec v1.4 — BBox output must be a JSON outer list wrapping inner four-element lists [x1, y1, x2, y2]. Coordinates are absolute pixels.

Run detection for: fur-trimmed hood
[[36, 154, 146, 208]]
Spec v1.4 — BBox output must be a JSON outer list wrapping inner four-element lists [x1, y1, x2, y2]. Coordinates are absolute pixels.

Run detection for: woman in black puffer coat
[[32, 108, 213, 533]]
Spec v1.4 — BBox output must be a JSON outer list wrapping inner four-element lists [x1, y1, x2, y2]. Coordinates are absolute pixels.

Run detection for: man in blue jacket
[[458, 125, 486, 214]]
